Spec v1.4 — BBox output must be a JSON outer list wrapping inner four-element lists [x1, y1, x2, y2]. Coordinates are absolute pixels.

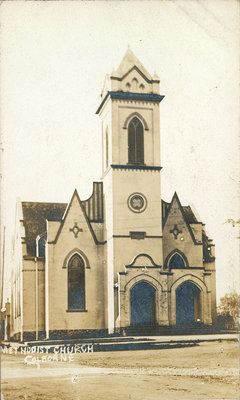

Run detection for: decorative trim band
[[110, 66, 160, 84], [111, 164, 162, 171], [168, 267, 205, 270], [96, 91, 164, 114], [160, 272, 173, 275], [113, 235, 163, 239], [125, 265, 162, 269], [48, 239, 106, 246]]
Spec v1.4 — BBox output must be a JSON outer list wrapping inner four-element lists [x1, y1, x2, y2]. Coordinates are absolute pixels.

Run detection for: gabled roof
[[53, 189, 105, 246], [161, 199, 171, 227], [21, 183, 105, 256], [182, 206, 199, 224], [97, 48, 162, 114], [116, 48, 153, 81], [22, 201, 67, 256], [162, 192, 202, 245]]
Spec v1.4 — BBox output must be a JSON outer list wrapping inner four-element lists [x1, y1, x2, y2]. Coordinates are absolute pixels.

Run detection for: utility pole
[[0, 226, 6, 342]]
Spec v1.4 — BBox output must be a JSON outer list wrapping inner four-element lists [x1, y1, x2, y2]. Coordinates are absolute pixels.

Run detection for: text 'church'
[[11, 50, 216, 341]]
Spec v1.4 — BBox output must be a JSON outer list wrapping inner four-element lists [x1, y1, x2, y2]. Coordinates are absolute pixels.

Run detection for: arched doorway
[[176, 281, 201, 325], [130, 281, 156, 325]]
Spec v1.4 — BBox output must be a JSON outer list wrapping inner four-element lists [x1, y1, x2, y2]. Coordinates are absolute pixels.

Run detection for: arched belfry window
[[169, 253, 185, 270], [68, 254, 85, 309], [128, 117, 144, 165]]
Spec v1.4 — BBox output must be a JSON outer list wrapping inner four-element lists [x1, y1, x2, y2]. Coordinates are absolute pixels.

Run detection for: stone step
[[124, 325, 215, 336]]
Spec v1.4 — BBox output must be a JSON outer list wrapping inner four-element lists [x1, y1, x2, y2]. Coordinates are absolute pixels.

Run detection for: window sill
[[66, 309, 88, 312], [127, 162, 145, 166]]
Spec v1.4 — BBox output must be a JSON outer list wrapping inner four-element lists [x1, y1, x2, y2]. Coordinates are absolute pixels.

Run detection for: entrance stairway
[[18, 329, 238, 353]]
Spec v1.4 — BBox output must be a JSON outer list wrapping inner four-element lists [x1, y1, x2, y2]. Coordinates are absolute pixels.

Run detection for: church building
[[10, 49, 216, 341]]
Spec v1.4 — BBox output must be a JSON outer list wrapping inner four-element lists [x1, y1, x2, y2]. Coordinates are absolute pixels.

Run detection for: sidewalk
[[2, 333, 238, 353]]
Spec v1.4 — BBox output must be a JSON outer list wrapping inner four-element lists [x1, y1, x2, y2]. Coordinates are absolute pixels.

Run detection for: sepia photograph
[[0, 1, 239, 399]]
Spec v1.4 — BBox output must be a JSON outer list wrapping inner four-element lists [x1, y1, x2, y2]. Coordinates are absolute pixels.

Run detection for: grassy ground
[[1, 340, 239, 400]]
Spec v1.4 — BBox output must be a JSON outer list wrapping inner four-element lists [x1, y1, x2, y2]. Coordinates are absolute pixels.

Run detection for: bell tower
[[96, 48, 165, 333], [97, 48, 164, 172]]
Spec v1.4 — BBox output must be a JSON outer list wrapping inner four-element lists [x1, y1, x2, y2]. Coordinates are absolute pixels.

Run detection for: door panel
[[130, 281, 156, 325]]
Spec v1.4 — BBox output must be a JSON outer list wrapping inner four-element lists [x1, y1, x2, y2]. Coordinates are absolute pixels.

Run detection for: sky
[[1, 0, 239, 304]]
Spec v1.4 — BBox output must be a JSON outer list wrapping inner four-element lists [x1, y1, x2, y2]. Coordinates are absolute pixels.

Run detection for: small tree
[[218, 292, 240, 328]]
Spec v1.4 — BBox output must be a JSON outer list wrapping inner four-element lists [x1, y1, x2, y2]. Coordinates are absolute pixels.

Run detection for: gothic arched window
[[68, 254, 85, 309], [169, 253, 185, 269], [128, 117, 144, 164]]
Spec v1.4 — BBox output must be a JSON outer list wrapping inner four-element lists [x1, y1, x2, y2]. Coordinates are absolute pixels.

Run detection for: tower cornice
[[111, 164, 162, 171], [96, 91, 164, 114]]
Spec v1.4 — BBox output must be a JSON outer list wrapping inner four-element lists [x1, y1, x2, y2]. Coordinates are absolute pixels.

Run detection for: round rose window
[[127, 193, 147, 213]]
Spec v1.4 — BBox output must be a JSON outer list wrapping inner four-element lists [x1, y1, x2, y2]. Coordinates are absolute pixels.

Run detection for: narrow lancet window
[[128, 117, 144, 164], [68, 254, 85, 309]]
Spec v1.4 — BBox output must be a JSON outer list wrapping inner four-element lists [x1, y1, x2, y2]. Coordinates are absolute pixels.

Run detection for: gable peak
[[68, 188, 81, 205], [115, 48, 152, 80], [172, 191, 181, 204], [73, 188, 79, 197], [61, 189, 81, 220]]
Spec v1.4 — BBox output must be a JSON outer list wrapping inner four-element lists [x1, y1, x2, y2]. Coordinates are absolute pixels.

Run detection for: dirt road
[[1, 340, 239, 400]]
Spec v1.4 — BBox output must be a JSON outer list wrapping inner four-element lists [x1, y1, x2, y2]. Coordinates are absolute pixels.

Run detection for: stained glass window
[[68, 254, 85, 309], [169, 253, 185, 269]]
